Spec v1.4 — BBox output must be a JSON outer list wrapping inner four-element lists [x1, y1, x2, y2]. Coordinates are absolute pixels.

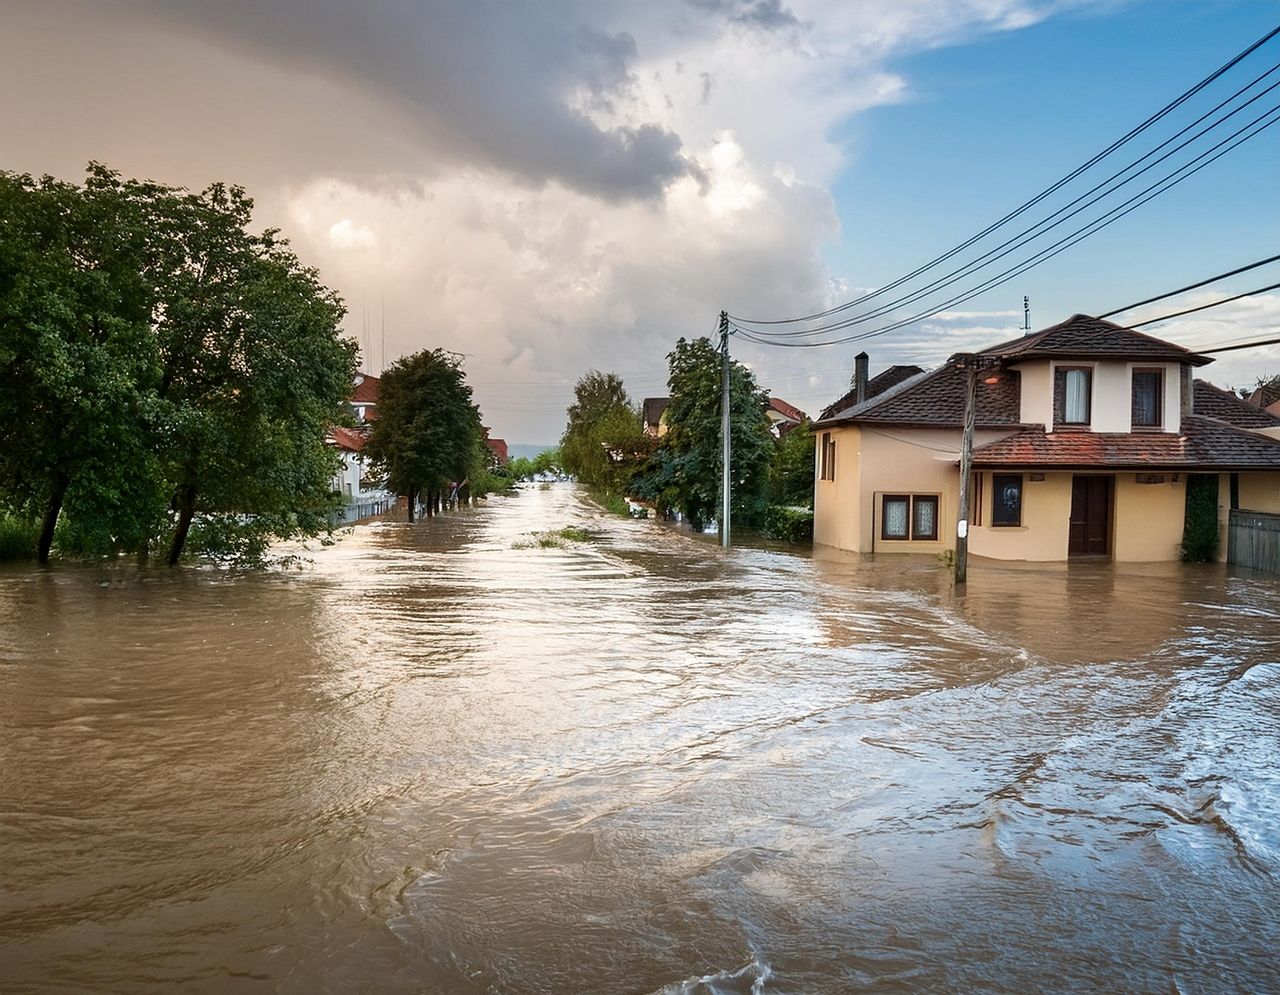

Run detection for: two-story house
[[812, 314, 1280, 562]]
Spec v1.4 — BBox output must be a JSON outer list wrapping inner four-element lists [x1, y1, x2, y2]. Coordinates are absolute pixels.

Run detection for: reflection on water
[[1, 483, 1277, 993]]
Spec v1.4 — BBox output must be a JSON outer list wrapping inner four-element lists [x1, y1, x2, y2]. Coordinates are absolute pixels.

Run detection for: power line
[[732, 108, 1280, 349], [1198, 335, 1280, 354], [741, 70, 1280, 339], [728, 24, 1280, 327], [1129, 281, 1280, 327], [1098, 254, 1280, 317]]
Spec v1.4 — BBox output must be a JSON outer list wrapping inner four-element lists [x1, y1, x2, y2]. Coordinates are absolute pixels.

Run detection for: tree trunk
[[406, 488, 417, 523], [425, 490, 435, 517], [167, 484, 197, 566], [36, 476, 69, 566]]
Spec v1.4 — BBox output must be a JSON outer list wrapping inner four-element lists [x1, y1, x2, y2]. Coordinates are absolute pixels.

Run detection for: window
[[819, 432, 836, 481], [881, 494, 940, 541], [1132, 369, 1163, 428], [1054, 367, 1092, 426], [992, 474, 1022, 527]]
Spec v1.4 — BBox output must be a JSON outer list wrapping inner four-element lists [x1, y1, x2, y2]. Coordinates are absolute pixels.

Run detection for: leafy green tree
[[769, 421, 816, 508], [0, 168, 159, 563], [142, 177, 357, 564], [645, 336, 773, 531], [532, 447, 561, 477], [364, 349, 483, 521], [559, 371, 647, 494]]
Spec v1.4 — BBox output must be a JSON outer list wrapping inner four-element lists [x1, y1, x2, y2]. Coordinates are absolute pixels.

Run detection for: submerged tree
[[559, 371, 648, 494], [0, 163, 358, 565], [364, 349, 483, 521], [769, 420, 816, 508], [645, 336, 773, 531]]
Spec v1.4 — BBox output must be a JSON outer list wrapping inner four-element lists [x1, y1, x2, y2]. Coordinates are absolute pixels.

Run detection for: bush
[[1179, 473, 1219, 562], [0, 514, 38, 560], [764, 505, 813, 544]]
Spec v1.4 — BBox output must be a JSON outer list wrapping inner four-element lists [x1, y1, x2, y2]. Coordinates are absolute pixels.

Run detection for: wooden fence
[[1227, 509, 1280, 575]]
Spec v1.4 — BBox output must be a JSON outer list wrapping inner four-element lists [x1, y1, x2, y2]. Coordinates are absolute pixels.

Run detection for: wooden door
[[1069, 475, 1112, 556]]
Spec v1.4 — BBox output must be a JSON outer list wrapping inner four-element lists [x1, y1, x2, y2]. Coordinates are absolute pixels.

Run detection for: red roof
[[971, 416, 1280, 470], [768, 397, 807, 422], [329, 426, 367, 453], [351, 372, 380, 405], [486, 437, 509, 464]]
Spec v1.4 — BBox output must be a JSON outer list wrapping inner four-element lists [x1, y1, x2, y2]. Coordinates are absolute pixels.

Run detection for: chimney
[[854, 351, 869, 406], [1181, 364, 1193, 418]]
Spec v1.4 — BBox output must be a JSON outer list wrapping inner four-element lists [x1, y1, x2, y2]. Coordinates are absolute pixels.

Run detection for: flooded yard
[[1, 483, 1277, 993]]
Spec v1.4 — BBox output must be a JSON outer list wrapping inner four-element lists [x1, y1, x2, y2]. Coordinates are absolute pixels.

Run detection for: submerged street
[[2, 484, 1278, 993]]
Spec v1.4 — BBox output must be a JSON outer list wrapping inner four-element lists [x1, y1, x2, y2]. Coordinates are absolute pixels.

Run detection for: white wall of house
[[1015, 359, 1183, 433]]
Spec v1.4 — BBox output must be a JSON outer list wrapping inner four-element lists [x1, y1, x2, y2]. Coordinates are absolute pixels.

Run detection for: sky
[[2, 0, 1277, 443]]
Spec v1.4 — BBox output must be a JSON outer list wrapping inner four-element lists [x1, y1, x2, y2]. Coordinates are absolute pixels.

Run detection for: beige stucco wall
[[812, 425, 861, 551], [1013, 359, 1181, 432], [968, 471, 1073, 561], [1238, 471, 1280, 512], [1112, 474, 1186, 561]]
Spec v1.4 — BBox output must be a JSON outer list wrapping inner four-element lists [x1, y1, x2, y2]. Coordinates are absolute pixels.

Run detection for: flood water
[[2, 483, 1278, 993]]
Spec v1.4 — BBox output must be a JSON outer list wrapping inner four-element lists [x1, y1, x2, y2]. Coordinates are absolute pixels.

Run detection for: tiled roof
[[817, 363, 1022, 428], [768, 396, 807, 422], [818, 364, 924, 420], [642, 396, 669, 427], [351, 372, 380, 404], [329, 426, 367, 453], [1245, 380, 1280, 410], [980, 314, 1213, 366], [971, 416, 1280, 469], [1193, 380, 1280, 429]]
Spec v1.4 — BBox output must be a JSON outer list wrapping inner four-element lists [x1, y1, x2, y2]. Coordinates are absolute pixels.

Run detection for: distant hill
[[506, 443, 556, 460]]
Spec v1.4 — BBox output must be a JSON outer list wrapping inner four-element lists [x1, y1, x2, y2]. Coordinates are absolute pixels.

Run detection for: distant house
[[766, 397, 808, 437], [1245, 378, 1280, 417], [327, 372, 391, 520], [812, 315, 1280, 563], [484, 430, 510, 466], [642, 397, 670, 437], [350, 371, 380, 424]]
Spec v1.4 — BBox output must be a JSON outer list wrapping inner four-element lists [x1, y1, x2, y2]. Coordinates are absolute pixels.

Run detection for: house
[[484, 429, 509, 466], [350, 371, 380, 424], [642, 397, 670, 437], [1245, 377, 1280, 417], [812, 314, 1280, 562], [766, 397, 808, 437]]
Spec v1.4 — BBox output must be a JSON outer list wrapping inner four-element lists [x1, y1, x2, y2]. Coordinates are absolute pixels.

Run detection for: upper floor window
[[819, 432, 836, 481], [1054, 367, 1092, 426], [1132, 369, 1163, 428]]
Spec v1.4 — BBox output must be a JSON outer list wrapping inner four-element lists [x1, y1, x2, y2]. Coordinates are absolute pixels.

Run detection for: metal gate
[[1227, 509, 1280, 574]]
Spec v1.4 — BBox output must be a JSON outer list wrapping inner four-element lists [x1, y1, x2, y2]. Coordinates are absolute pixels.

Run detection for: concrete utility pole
[[721, 308, 732, 548], [719, 310, 732, 549], [955, 355, 977, 587]]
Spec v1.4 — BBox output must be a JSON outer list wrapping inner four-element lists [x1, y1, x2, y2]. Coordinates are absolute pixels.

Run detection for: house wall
[[1013, 359, 1182, 432], [968, 471, 1073, 561], [813, 426, 861, 551], [1112, 474, 1186, 561], [1238, 471, 1280, 513]]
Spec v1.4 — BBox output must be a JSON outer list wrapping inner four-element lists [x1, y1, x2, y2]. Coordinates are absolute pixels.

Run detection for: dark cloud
[[121, 0, 690, 201], [686, 0, 802, 31]]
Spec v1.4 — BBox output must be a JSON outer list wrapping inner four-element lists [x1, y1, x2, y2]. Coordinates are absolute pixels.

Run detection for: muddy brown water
[[1, 483, 1278, 994]]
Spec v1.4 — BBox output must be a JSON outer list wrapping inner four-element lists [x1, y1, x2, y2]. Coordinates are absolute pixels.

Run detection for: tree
[[769, 421, 816, 508], [0, 163, 359, 566], [559, 371, 648, 494], [644, 336, 773, 531], [0, 168, 158, 563], [363, 349, 483, 521]]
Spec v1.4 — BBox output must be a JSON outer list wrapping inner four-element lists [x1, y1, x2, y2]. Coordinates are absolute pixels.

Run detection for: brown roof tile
[[329, 426, 367, 453], [1194, 380, 1280, 428], [818, 364, 924, 420], [817, 363, 1022, 428], [980, 314, 1213, 366], [351, 372, 380, 405], [971, 416, 1280, 470]]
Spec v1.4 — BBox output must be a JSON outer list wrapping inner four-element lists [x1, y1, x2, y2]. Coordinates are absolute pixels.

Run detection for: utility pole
[[719, 310, 732, 549], [955, 355, 977, 588]]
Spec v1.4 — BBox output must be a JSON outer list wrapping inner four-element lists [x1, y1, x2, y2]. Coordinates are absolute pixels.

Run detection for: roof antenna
[[1023, 295, 1031, 336]]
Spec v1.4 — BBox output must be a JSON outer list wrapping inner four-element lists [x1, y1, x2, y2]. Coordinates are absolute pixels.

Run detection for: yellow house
[[812, 314, 1280, 563]]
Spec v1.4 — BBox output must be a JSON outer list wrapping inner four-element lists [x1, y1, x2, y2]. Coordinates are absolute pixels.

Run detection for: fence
[[1227, 509, 1280, 575], [333, 497, 392, 525]]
